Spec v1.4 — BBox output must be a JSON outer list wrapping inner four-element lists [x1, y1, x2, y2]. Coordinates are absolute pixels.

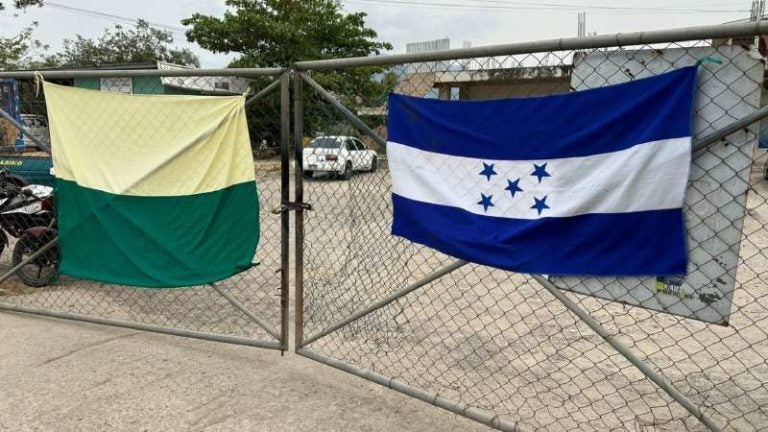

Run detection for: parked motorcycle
[[0, 169, 59, 286], [12, 221, 58, 287], [0, 168, 30, 189]]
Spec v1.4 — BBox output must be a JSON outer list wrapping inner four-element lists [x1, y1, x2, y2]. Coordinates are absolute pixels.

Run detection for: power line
[[422, 0, 748, 13], [345, 0, 748, 14], [44, 1, 187, 34]]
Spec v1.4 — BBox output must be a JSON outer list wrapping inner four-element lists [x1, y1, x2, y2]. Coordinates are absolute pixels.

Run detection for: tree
[[183, 0, 393, 145], [184, 0, 390, 67], [0, 23, 48, 70], [0, 0, 42, 11], [43, 20, 200, 68], [0, 0, 46, 70]]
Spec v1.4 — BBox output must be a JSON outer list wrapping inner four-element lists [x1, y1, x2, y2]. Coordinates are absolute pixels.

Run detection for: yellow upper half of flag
[[44, 82, 255, 197]]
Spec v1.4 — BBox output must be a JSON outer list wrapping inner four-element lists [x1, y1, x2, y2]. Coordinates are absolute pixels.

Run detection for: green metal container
[[0, 155, 54, 186]]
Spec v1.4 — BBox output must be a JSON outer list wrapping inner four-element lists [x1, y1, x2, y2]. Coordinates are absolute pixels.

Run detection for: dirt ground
[[0, 311, 485, 432]]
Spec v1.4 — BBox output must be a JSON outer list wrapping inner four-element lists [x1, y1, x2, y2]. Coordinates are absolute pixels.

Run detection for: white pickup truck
[[302, 135, 378, 180]]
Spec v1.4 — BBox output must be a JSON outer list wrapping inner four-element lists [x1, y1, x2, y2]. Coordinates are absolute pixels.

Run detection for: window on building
[[214, 81, 231, 91], [100, 77, 133, 94]]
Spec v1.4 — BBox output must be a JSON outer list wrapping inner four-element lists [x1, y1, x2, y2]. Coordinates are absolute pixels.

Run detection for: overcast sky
[[0, 0, 754, 68]]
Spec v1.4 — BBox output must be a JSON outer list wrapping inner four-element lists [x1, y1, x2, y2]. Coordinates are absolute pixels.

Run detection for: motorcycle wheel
[[11, 233, 58, 287]]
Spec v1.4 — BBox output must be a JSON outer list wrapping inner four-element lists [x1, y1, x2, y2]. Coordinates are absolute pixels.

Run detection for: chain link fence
[[294, 30, 768, 431], [1, 22, 768, 432], [0, 69, 289, 350]]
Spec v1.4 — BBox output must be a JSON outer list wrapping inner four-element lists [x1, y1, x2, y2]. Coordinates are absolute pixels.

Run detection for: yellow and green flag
[[44, 82, 259, 287]]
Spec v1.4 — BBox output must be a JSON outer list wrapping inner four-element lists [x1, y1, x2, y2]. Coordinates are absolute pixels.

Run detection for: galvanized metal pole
[[0, 107, 50, 152], [530, 274, 722, 432], [293, 72, 306, 351], [0, 68, 285, 79], [300, 259, 469, 347], [693, 104, 768, 152], [209, 284, 282, 341], [244, 78, 281, 107], [0, 303, 282, 350], [296, 348, 526, 432], [299, 73, 387, 149], [295, 21, 768, 70], [0, 236, 58, 285], [279, 71, 291, 353]]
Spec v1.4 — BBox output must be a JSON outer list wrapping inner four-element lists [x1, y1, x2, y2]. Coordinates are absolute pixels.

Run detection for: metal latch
[[271, 201, 312, 214]]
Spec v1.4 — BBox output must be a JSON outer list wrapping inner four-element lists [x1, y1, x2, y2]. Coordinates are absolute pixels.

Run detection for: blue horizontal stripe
[[388, 66, 697, 160], [392, 194, 687, 276]]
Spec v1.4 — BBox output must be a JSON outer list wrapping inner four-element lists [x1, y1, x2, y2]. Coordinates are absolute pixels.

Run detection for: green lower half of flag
[[56, 179, 260, 288]]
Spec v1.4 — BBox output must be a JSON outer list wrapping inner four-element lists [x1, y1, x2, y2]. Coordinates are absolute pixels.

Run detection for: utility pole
[[577, 12, 586, 38], [751, 0, 765, 56]]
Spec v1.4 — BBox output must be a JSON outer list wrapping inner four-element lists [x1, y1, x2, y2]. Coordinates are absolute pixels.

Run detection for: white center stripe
[[388, 137, 691, 220]]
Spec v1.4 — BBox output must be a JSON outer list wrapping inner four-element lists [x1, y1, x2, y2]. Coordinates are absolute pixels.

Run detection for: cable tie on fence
[[696, 56, 723, 66]]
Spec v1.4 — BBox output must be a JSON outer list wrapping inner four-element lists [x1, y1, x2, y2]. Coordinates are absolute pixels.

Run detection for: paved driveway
[[0, 312, 483, 432]]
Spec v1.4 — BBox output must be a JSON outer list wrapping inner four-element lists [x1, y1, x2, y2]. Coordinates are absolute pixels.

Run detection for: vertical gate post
[[293, 72, 306, 350], [279, 71, 291, 352]]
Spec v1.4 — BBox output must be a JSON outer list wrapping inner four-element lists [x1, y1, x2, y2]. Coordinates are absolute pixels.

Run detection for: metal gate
[[4, 20, 768, 432], [293, 22, 768, 431], [0, 67, 290, 351]]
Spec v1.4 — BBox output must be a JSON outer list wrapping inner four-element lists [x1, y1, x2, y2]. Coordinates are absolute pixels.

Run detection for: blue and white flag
[[388, 66, 697, 276]]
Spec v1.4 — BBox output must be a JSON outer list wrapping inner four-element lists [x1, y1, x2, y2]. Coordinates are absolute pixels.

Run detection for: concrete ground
[[0, 312, 485, 432]]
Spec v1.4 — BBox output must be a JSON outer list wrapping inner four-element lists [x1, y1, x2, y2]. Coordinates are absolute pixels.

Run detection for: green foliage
[[1, 2, 196, 69], [0, 0, 43, 11], [183, 0, 393, 142], [0, 23, 48, 70], [184, 0, 390, 66], [0, 0, 46, 70], [41, 20, 200, 68]]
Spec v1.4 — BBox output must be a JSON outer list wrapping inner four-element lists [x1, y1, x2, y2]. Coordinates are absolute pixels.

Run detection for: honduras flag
[[388, 66, 697, 276]]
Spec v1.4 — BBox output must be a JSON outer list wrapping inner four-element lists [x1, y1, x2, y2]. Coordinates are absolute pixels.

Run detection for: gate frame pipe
[[530, 274, 722, 432], [0, 68, 285, 79], [0, 304, 282, 350], [293, 72, 307, 350], [296, 21, 768, 70], [0, 106, 51, 152], [245, 78, 281, 107], [279, 70, 292, 352], [693, 104, 768, 151], [299, 73, 387, 149], [296, 347, 526, 432], [210, 283, 282, 341], [299, 259, 469, 347], [0, 236, 58, 286], [0, 73, 282, 154]]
